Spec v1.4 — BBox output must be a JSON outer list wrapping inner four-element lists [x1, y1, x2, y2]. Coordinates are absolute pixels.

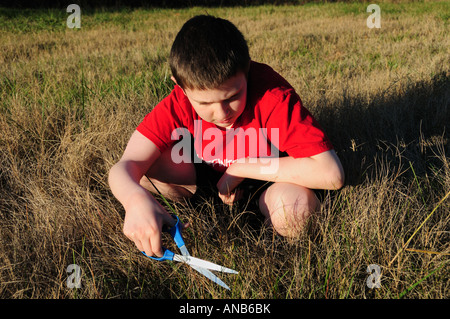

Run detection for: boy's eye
[[226, 92, 241, 102], [195, 91, 241, 106]]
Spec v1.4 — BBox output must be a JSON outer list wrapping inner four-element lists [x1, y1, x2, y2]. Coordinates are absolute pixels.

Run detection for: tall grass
[[0, 1, 448, 299]]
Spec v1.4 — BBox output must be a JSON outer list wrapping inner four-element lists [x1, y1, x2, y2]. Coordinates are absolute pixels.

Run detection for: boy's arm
[[108, 130, 175, 257], [217, 149, 344, 197]]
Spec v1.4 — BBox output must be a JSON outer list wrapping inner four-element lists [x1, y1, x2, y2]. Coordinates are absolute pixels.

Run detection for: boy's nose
[[216, 102, 231, 118]]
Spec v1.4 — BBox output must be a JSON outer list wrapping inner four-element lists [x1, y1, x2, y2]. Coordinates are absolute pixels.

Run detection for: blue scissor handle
[[141, 214, 184, 261], [142, 249, 174, 261], [165, 214, 185, 248]]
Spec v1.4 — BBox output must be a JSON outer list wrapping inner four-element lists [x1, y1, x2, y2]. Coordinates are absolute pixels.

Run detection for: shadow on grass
[[316, 71, 449, 187], [181, 71, 449, 239]]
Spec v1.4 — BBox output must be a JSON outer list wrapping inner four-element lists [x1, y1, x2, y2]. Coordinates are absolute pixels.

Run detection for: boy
[[108, 15, 344, 258]]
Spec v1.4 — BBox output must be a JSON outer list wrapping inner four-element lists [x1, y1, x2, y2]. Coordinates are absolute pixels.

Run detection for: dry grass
[[0, 1, 449, 299]]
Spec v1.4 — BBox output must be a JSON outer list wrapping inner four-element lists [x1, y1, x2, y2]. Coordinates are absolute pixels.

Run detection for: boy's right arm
[[108, 130, 175, 257]]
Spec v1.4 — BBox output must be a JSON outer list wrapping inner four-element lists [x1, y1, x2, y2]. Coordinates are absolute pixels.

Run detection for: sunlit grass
[[0, 1, 448, 299]]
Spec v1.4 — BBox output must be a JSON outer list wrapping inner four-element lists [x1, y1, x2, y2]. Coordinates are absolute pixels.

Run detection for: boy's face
[[181, 72, 247, 128]]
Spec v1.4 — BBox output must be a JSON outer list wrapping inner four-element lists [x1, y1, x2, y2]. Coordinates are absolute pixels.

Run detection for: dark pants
[[194, 161, 273, 208]]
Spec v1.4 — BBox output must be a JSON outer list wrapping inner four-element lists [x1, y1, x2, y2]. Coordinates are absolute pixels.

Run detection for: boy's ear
[[171, 76, 187, 95]]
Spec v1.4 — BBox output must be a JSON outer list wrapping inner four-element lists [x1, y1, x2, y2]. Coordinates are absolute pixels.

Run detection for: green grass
[[0, 1, 449, 299], [1, 1, 449, 33]]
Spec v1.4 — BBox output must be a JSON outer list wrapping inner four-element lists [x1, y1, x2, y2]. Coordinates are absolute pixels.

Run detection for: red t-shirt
[[137, 61, 333, 172]]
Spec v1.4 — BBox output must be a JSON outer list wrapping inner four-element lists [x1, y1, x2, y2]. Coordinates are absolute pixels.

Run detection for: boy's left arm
[[217, 149, 345, 198]]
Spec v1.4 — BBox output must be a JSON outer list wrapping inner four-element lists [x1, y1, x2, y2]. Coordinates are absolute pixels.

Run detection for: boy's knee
[[259, 183, 319, 237]]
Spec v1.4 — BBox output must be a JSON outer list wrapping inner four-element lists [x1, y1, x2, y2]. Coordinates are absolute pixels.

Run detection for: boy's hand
[[122, 191, 177, 257], [216, 166, 245, 205]]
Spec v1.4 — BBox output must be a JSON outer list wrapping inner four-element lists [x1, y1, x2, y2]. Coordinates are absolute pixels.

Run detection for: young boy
[[108, 15, 344, 258]]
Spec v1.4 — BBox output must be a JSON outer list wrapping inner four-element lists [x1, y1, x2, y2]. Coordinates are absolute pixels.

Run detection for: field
[[0, 1, 449, 299]]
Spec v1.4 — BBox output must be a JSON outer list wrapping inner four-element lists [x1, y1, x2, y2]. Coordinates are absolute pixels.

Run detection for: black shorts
[[194, 161, 326, 207], [187, 137, 324, 205], [194, 161, 273, 206]]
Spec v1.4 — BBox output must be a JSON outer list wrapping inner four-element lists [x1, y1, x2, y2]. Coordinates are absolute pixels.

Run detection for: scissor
[[141, 214, 238, 290]]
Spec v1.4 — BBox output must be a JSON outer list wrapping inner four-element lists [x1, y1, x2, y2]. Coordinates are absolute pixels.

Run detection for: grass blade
[[389, 190, 450, 267]]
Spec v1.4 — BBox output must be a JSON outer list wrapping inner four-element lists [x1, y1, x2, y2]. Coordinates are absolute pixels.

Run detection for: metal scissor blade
[[178, 245, 232, 290], [189, 264, 231, 290], [174, 254, 238, 274]]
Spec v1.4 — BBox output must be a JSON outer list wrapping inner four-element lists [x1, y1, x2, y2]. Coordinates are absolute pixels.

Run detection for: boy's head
[[169, 15, 250, 91]]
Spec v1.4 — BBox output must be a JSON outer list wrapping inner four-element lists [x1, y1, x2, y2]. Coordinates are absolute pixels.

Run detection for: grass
[[0, 1, 449, 299]]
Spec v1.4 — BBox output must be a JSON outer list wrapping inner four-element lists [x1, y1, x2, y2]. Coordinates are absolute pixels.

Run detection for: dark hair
[[169, 15, 250, 90]]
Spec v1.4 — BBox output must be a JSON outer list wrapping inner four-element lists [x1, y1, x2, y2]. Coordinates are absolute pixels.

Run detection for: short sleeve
[[136, 87, 193, 154], [265, 90, 333, 158]]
